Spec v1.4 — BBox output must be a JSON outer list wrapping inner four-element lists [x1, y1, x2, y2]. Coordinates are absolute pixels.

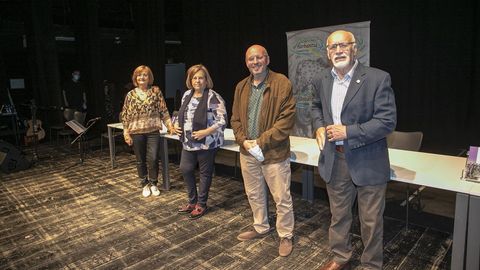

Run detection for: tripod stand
[[64, 117, 99, 171]]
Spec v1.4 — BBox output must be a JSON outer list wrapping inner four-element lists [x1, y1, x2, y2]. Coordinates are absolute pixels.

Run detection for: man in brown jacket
[[231, 44, 296, 257]]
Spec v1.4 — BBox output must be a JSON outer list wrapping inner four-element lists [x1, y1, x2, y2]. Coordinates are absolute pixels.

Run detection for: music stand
[[64, 118, 99, 171]]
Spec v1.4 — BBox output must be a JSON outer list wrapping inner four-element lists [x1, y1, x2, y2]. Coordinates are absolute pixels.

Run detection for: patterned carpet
[[0, 143, 452, 269]]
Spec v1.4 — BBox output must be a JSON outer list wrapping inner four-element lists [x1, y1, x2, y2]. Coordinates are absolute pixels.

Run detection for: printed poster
[[286, 21, 370, 137]]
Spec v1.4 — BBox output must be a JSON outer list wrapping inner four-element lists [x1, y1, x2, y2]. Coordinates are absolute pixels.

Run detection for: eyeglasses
[[327, 42, 355, 51]]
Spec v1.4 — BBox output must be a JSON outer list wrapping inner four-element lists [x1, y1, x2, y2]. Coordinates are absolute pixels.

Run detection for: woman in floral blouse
[[121, 65, 174, 197], [174, 64, 227, 219]]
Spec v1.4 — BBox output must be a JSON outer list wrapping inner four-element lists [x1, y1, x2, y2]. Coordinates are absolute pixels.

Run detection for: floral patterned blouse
[[121, 86, 172, 135], [180, 89, 227, 151]]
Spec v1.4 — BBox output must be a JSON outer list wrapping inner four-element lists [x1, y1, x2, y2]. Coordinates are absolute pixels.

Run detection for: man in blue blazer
[[312, 30, 396, 270]]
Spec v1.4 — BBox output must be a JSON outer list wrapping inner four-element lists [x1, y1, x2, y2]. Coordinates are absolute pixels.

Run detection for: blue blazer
[[311, 63, 397, 186]]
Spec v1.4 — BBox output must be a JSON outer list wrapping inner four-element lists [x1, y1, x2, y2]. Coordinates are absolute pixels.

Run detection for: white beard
[[333, 59, 350, 70]]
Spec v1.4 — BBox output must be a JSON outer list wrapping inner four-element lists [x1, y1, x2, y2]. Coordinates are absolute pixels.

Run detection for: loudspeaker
[[0, 140, 31, 174]]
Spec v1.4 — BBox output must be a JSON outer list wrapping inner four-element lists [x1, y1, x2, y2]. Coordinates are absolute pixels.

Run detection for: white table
[[107, 124, 479, 269], [384, 149, 480, 270], [108, 125, 319, 192]]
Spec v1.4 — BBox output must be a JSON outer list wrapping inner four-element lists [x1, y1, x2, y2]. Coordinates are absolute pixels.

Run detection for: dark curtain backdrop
[[71, 0, 103, 120], [25, 0, 62, 107], [182, 0, 480, 155], [132, 0, 165, 92]]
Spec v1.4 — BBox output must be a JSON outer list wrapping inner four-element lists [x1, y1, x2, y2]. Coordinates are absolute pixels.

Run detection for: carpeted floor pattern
[[0, 143, 452, 269]]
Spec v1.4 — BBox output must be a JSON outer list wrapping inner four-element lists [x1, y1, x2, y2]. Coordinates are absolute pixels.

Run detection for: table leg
[[234, 152, 238, 178], [302, 166, 314, 203], [466, 194, 480, 270], [160, 136, 170, 190], [108, 126, 115, 168], [451, 192, 469, 270]]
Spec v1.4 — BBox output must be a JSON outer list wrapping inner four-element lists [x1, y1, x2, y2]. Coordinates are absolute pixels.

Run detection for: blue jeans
[[131, 132, 161, 187], [179, 148, 217, 207]]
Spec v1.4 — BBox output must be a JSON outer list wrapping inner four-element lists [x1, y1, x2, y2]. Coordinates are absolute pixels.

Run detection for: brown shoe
[[278, 237, 293, 257], [189, 205, 207, 219], [178, 203, 196, 214], [237, 229, 271, 241], [319, 260, 351, 270]]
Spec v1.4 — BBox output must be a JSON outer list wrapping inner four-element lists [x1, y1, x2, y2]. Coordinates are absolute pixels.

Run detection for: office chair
[[387, 131, 423, 151]]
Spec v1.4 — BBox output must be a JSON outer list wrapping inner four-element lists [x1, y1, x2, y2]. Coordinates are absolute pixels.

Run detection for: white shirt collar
[[331, 60, 359, 82]]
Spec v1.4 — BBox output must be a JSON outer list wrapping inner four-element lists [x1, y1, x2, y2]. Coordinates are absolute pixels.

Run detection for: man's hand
[[243, 139, 257, 151], [316, 127, 326, 151], [326, 124, 347, 142]]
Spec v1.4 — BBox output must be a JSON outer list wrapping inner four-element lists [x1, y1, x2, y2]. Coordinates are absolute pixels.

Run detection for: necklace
[[135, 88, 148, 100]]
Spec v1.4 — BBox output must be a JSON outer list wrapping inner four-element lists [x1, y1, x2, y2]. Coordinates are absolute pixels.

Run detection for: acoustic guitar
[[25, 100, 46, 144]]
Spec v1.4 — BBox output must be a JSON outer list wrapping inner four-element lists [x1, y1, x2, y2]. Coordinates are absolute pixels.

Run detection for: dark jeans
[[179, 148, 217, 207], [131, 132, 161, 187]]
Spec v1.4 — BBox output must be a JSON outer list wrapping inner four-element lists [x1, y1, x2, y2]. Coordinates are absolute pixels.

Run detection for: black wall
[[181, 0, 480, 155], [1, 0, 479, 154]]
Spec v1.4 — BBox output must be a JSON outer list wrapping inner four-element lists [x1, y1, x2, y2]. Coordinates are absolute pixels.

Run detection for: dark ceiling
[[0, 0, 182, 40]]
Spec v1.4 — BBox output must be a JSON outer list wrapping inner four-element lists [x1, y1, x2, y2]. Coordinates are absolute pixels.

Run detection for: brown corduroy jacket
[[231, 70, 296, 164]]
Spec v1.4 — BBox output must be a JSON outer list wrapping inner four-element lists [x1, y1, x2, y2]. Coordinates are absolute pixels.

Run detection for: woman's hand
[[192, 129, 210, 140], [166, 124, 175, 135], [124, 133, 133, 146], [173, 124, 182, 136]]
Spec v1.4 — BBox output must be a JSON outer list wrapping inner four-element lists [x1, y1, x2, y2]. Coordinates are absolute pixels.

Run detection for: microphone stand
[[64, 117, 99, 171]]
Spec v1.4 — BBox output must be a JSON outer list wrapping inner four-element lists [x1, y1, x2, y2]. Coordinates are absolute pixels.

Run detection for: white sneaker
[[142, 185, 151, 197], [150, 185, 160, 196]]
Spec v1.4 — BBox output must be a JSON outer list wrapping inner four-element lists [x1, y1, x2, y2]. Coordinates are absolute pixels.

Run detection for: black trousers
[[131, 132, 161, 187], [179, 148, 217, 207]]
